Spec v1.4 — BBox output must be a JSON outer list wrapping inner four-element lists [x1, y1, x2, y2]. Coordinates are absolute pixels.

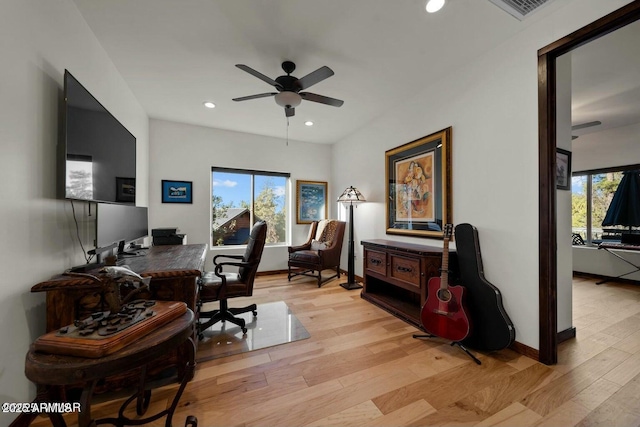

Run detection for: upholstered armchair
[[288, 220, 346, 287], [197, 220, 267, 336]]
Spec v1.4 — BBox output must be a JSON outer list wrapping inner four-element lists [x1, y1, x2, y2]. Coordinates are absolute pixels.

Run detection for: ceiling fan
[[232, 61, 344, 117], [571, 120, 602, 140]]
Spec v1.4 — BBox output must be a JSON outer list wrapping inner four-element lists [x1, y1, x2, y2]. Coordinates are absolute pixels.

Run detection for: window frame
[[211, 166, 290, 248], [572, 163, 640, 246]]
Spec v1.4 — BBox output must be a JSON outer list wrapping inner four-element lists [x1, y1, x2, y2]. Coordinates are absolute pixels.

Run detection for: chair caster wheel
[[242, 327, 248, 334], [252, 311, 257, 316]]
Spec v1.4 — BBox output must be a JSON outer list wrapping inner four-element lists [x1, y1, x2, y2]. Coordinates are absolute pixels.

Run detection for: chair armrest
[[214, 259, 259, 276], [213, 254, 244, 265]]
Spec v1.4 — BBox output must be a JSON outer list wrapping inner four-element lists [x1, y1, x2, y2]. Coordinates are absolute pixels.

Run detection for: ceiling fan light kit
[[426, 0, 445, 13], [233, 61, 344, 117], [274, 91, 302, 108]]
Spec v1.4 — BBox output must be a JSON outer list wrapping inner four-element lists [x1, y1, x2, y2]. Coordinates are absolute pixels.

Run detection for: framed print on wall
[[115, 177, 135, 203], [296, 180, 328, 224], [556, 148, 571, 190], [386, 127, 452, 238], [162, 180, 193, 203]]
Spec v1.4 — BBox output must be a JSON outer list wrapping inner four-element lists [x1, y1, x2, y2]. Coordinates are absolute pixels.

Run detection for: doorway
[[538, 1, 640, 365]]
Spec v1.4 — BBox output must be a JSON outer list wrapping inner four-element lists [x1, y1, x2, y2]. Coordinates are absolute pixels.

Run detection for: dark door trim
[[538, 0, 640, 365]]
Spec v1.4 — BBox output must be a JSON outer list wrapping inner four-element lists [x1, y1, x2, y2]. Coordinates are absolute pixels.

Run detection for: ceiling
[[570, 19, 640, 138], [70, 0, 640, 144]]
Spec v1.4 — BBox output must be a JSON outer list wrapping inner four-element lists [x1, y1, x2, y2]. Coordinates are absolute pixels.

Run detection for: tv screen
[[62, 70, 136, 204], [96, 203, 148, 252]]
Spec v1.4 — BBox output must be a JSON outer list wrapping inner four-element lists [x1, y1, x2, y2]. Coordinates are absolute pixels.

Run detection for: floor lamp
[[337, 186, 366, 290]]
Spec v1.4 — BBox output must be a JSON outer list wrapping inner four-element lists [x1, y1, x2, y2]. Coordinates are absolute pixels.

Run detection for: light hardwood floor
[[33, 274, 640, 426]]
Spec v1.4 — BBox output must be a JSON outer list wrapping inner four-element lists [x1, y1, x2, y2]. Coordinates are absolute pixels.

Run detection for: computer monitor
[[96, 203, 148, 257]]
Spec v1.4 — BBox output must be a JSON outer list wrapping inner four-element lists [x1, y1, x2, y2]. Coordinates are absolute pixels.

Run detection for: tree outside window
[[572, 169, 626, 244]]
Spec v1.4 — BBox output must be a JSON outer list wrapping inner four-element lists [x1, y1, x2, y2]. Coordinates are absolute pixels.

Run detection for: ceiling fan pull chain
[[286, 116, 289, 146]]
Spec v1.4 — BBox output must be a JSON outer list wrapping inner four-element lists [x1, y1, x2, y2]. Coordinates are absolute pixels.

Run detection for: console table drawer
[[365, 250, 387, 275], [389, 255, 421, 288]]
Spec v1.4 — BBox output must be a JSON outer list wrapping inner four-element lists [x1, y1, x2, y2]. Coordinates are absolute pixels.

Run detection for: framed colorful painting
[[296, 180, 328, 224], [162, 180, 193, 204], [385, 127, 452, 238]]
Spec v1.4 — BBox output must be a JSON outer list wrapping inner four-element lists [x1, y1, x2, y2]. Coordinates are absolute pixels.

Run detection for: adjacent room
[[2, 0, 640, 426]]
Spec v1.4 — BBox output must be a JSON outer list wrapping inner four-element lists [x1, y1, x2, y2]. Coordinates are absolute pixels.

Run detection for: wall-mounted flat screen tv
[[62, 70, 136, 204]]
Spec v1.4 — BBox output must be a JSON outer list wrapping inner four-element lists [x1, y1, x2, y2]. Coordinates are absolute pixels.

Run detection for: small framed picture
[[296, 180, 328, 224], [162, 180, 193, 203], [116, 177, 135, 203], [556, 148, 571, 190]]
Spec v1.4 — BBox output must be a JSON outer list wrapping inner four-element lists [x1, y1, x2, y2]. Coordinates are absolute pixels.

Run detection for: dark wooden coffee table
[[14, 310, 197, 427]]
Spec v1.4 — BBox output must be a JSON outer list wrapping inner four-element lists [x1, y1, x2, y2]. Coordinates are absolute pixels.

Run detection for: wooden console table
[[30, 244, 207, 394], [13, 310, 196, 427], [361, 239, 457, 329]]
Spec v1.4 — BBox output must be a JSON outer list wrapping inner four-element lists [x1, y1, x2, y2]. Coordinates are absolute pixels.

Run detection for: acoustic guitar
[[420, 224, 471, 342], [455, 223, 515, 351]]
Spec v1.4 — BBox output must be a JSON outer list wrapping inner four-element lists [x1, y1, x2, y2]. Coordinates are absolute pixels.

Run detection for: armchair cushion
[[289, 250, 320, 264], [311, 239, 329, 250]]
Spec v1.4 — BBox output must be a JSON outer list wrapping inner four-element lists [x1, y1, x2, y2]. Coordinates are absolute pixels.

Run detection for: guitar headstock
[[443, 223, 453, 240]]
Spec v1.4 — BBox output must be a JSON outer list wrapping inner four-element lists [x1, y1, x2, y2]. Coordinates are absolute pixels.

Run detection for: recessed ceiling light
[[426, 0, 445, 13], [304, 121, 314, 126], [203, 101, 216, 109]]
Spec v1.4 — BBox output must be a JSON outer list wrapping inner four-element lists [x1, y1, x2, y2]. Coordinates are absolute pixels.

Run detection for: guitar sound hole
[[436, 289, 452, 302]]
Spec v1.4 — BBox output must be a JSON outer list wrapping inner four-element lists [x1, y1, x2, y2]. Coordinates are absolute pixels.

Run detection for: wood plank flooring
[[31, 274, 640, 426]]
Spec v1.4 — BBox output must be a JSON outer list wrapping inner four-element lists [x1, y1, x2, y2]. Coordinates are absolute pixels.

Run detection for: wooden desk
[[32, 244, 208, 331], [14, 310, 196, 427], [361, 239, 457, 329], [30, 244, 207, 394]]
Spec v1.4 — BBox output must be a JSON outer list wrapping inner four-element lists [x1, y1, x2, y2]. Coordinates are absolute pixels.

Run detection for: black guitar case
[[454, 223, 515, 351]]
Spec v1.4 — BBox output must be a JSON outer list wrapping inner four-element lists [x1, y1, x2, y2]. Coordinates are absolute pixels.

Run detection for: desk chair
[[197, 220, 267, 336]]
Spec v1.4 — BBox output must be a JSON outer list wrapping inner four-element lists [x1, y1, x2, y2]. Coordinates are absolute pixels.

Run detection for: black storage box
[[152, 228, 185, 245], [152, 228, 178, 237]]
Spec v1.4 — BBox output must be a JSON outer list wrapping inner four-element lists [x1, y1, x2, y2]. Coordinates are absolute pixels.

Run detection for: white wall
[[0, 1, 148, 421], [149, 119, 333, 272], [574, 246, 640, 281], [332, 0, 634, 350]]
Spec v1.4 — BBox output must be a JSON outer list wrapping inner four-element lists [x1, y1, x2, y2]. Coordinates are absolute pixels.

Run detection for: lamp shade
[[337, 186, 366, 204]]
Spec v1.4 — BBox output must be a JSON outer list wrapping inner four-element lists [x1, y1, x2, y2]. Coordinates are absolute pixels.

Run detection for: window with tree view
[[572, 168, 628, 244], [211, 167, 288, 246]]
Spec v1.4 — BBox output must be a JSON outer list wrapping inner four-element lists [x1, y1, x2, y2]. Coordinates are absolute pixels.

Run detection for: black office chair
[[197, 220, 267, 336]]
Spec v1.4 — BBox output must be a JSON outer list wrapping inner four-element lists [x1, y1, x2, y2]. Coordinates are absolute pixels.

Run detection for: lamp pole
[[343, 201, 358, 287]]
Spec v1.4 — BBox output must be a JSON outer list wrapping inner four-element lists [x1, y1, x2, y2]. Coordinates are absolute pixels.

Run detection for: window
[[211, 167, 289, 246], [571, 166, 638, 244]]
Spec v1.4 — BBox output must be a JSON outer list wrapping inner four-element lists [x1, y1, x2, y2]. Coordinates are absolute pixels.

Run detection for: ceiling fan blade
[[285, 107, 295, 117], [300, 92, 344, 107], [236, 64, 283, 89], [571, 120, 602, 131], [296, 66, 334, 90], [232, 92, 277, 102]]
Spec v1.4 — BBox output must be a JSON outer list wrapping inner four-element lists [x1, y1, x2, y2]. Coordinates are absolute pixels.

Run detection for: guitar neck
[[440, 236, 450, 289]]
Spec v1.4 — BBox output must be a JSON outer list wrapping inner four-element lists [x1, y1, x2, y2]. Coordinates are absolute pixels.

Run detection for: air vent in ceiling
[[488, 0, 552, 20]]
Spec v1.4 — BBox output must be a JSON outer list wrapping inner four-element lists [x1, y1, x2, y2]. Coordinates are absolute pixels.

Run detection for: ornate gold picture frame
[[385, 127, 452, 238]]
